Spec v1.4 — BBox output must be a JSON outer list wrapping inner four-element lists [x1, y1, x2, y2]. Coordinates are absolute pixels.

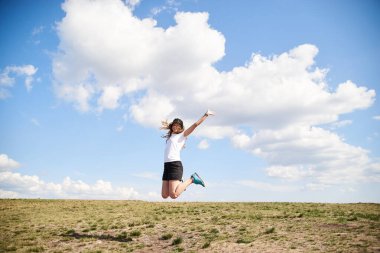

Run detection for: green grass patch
[[130, 230, 141, 237], [0, 200, 379, 252], [201, 241, 211, 249], [160, 233, 173, 240], [236, 237, 254, 244], [172, 237, 183, 245]]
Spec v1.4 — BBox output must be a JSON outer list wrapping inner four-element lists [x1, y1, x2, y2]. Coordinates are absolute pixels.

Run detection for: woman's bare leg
[[175, 178, 193, 196], [161, 180, 169, 199], [169, 179, 193, 199]]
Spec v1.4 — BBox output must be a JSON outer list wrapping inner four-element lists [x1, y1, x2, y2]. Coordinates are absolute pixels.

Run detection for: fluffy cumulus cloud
[[0, 154, 21, 171], [0, 154, 138, 199], [198, 139, 209, 150], [125, 0, 141, 10], [54, 0, 224, 113], [53, 0, 377, 188], [232, 126, 379, 185], [0, 65, 38, 98]]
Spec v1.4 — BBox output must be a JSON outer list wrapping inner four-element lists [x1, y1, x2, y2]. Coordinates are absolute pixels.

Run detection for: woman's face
[[171, 123, 183, 134]]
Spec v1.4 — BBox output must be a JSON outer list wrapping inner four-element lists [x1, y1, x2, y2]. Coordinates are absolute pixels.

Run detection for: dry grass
[[0, 199, 379, 252]]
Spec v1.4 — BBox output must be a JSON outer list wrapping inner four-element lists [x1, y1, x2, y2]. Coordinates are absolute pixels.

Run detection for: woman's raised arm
[[183, 110, 214, 137]]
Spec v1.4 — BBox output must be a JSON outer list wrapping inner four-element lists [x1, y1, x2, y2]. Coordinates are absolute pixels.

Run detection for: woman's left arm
[[183, 110, 214, 137]]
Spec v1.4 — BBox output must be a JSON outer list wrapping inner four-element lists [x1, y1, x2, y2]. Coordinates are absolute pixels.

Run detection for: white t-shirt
[[164, 133, 187, 163]]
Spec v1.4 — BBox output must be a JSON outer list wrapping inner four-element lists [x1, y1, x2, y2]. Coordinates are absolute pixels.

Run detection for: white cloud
[[365, 163, 380, 182], [373, 115, 380, 121], [198, 139, 209, 149], [231, 133, 251, 149], [31, 118, 41, 127], [232, 125, 374, 185], [238, 180, 299, 192], [52, 0, 377, 189], [0, 172, 44, 192], [132, 172, 160, 180], [0, 154, 21, 171], [53, 1, 375, 130], [207, 59, 374, 130], [54, 82, 95, 112], [0, 189, 19, 198], [31, 25, 45, 45], [339, 187, 356, 193], [147, 191, 161, 199], [125, 0, 141, 10], [150, 0, 180, 16], [54, 0, 224, 114], [32, 25, 45, 36], [194, 125, 236, 139], [0, 172, 138, 199], [0, 65, 38, 97], [53, 0, 374, 131], [129, 91, 175, 126], [97, 86, 123, 110], [306, 183, 329, 191], [0, 155, 138, 199], [328, 120, 352, 129], [265, 165, 313, 181]]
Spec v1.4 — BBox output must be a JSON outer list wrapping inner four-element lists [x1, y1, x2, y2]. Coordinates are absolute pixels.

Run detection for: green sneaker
[[191, 173, 205, 187]]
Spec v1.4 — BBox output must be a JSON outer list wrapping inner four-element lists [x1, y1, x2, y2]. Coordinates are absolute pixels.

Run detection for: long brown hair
[[160, 118, 184, 141]]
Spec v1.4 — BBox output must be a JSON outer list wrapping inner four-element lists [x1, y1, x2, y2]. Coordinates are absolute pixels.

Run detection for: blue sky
[[0, 0, 379, 202]]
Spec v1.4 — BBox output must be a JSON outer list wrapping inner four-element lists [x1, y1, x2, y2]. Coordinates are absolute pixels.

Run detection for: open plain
[[1, 199, 379, 252]]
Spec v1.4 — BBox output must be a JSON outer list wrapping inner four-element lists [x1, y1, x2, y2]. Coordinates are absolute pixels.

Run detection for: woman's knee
[[169, 192, 178, 199], [162, 192, 169, 199]]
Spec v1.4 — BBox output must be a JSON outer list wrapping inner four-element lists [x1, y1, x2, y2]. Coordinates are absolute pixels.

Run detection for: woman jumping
[[160, 110, 214, 199]]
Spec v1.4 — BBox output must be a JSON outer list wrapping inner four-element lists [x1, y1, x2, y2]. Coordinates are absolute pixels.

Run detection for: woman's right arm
[[183, 110, 214, 137]]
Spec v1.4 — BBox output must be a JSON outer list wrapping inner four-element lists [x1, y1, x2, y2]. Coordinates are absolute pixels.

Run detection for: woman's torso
[[164, 133, 186, 163]]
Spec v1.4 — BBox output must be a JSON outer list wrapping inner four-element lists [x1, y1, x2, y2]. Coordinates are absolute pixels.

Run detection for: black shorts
[[162, 161, 183, 181]]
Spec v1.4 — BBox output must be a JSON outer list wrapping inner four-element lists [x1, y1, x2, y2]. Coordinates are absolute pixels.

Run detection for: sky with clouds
[[1, 0, 379, 202]]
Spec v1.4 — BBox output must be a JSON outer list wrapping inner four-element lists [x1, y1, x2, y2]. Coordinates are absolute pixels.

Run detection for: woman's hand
[[205, 109, 215, 116], [184, 110, 215, 137]]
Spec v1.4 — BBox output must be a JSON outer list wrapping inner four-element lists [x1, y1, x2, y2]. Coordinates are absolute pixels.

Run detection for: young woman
[[161, 110, 214, 199]]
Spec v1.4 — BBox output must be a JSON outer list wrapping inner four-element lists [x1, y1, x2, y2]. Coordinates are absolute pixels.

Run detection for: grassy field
[[0, 199, 379, 252]]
